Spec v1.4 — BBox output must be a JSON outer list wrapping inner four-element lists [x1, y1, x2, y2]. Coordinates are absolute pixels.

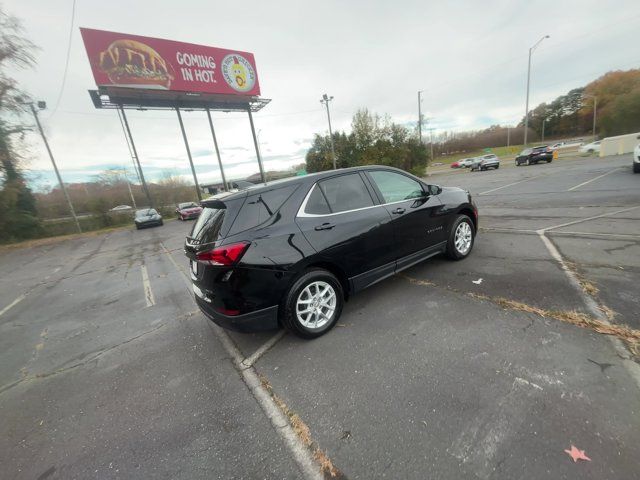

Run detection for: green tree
[[305, 109, 427, 176], [0, 9, 41, 242]]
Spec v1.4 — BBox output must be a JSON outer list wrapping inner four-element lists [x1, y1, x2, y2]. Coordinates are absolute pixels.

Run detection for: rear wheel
[[282, 269, 344, 339], [634, 162, 640, 173], [445, 215, 475, 260]]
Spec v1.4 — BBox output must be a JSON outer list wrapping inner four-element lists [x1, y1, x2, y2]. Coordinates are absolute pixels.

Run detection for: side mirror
[[429, 185, 443, 195]]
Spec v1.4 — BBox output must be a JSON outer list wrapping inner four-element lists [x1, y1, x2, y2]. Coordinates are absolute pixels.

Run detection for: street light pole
[[523, 35, 550, 146], [320, 94, 337, 170], [418, 90, 423, 144], [29, 102, 82, 233], [542, 118, 546, 143]]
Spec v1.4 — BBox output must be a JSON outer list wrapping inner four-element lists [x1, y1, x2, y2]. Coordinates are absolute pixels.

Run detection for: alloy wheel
[[454, 221, 473, 255], [296, 281, 337, 329]]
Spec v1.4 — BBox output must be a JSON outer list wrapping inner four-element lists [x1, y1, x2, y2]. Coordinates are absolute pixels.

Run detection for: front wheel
[[445, 215, 475, 260], [634, 162, 640, 173], [282, 269, 344, 339]]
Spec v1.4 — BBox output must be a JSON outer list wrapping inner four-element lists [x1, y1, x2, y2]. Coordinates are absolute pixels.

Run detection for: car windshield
[[179, 202, 197, 209], [136, 209, 157, 217], [521, 148, 533, 155]]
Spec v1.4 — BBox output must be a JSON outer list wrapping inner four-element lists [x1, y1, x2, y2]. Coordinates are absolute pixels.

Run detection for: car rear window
[[190, 207, 226, 244], [318, 173, 374, 213], [228, 185, 298, 235]]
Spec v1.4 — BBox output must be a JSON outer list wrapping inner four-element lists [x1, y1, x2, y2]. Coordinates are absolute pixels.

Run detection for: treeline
[[306, 109, 428, 176], [36, 171, 199, 219], [433, 125, 537, 156], [522, 69, 640, 139]]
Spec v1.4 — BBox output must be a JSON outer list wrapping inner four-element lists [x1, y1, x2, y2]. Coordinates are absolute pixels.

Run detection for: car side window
[[318, 173, 374, 213], [369, 171, 424, 203], [304, 185, 331, 214]]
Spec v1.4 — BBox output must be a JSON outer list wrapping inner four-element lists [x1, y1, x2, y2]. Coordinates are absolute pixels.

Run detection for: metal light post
[[417, 90, 423, 144], [542, 118, 547, 143], [582, 94, 598, 141], [320, 94, 337, 170], [523, 35, 550, 146], [507, 126, 511, 147], [29, 101, 82, 233]]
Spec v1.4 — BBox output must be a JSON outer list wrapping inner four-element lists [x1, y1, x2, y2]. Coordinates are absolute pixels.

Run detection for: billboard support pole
[[120, 106, 154, 208], [205, 108, 228, 191], [176, 108, 202, 201], [247, 108, 266, 184]]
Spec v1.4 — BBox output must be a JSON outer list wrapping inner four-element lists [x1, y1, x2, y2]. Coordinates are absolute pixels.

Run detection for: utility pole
[[427, 127, 436, 165], [29, 102, 82, 233], [418, 91, 423, 144], [523, 35, 550, 146], [320, 94, 337, 169], [541, 118, 546, 143], [507, 126, 511, 147], [582, 94, 598, 141], [120, 106, 153, 208]]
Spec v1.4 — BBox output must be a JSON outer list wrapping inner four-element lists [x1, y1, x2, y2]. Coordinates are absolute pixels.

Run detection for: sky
[[5, 0, 640, 190]]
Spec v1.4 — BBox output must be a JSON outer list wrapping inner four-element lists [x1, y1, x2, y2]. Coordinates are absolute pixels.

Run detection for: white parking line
[[479, 175, 544, 195], [0, 294, 26, 318], [140, 264, 155, 307], [536, 232, 640, 391], [241, 331, 287, 368], [538, 205, 640, 233], [567, 168, 620, 191]]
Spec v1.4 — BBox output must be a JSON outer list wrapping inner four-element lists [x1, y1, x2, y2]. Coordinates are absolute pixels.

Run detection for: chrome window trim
[[296, 183, 424, 218]]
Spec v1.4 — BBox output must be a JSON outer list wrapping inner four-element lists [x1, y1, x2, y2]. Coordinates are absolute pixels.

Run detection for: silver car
[[471, 154, 500, 171]]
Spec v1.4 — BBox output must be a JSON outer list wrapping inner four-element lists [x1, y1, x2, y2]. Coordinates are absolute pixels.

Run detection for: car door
[[365, 169, 446, 269], [295, 172, 397, 292]]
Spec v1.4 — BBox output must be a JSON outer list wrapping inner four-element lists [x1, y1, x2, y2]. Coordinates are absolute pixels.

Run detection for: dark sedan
[[515, 145, 553, 166], [134, 208, 163, 229], [184, 166, 478, 339], [176, 202, 203, 220]]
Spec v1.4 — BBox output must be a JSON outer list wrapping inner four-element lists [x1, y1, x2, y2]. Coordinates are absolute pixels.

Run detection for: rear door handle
[[392, 207, 406, 215], [314, 222, 335, 231]]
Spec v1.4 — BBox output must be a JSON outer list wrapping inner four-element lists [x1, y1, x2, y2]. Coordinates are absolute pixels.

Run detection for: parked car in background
[[578, 141, 601, 155], [176, 202, 203, 220], [134, 208, 163, 230], [450, 160, 462, 168], [515, 146, 553, 166], [184, 166, 478, 339], [458, 158, 476, 168], [633, 142, 640, 173], [471, 154, 500, 171], [110, 205, 132, 211]]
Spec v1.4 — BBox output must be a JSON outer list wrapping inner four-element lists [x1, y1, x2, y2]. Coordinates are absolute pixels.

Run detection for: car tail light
[[196, 241, 250, 266]]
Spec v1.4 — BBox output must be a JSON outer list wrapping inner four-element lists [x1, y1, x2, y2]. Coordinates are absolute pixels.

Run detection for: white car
[[578, 141, 601, 155], [633, 143, 640, 173], [110, 205, 132, 211], [458, 158, 476, 168]]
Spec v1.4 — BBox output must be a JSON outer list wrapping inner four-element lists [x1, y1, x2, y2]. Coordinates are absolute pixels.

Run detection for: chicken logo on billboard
[[221, 54, 256, 93]]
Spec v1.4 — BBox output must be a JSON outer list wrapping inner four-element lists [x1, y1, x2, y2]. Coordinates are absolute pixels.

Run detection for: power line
[[46, 0, 77, 119]]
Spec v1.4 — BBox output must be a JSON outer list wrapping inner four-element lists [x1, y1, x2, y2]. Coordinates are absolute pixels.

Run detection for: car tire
[[495, 165, 499, 169], [634, 163, 640, 173], [282, 268, 344, 339], [445, 215, 475, 261], [159, 220, 164, 226]]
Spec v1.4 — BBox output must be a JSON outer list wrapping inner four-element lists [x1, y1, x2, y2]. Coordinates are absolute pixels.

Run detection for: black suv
[[515, 145, 553, 166], [184, 166, 477, 338]]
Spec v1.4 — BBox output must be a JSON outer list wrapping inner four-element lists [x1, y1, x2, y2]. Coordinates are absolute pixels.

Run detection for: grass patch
[[260, 375, 341, 478]]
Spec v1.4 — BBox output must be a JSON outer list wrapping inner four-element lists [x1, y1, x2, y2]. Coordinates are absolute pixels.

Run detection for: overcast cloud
[[5, 0, 640, 189]]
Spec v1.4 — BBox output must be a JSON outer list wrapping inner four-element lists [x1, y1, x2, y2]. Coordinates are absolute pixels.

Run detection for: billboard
[[80, 28, 260, 96]]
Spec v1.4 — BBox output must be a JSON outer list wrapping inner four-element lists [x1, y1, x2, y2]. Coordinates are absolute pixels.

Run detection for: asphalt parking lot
[[1, 154, 639, 479]]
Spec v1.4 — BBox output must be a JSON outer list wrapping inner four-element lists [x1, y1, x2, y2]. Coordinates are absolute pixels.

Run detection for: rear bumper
[[196, 295, 279, 332]]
